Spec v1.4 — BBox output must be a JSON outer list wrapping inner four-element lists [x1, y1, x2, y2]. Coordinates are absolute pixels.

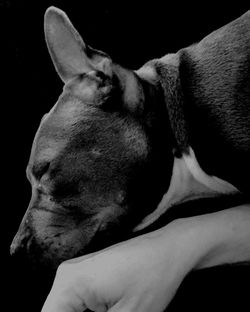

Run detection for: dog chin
[[25, 218, 102, 271]]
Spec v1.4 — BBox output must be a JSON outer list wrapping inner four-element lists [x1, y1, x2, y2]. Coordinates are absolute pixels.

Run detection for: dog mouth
[[34, 211, 103, 262], [10, 207, 102, 270], [12, 201, 131, 272]]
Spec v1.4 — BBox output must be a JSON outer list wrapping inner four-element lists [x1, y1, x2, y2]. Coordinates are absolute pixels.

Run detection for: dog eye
[[31, 161, 50, 180]]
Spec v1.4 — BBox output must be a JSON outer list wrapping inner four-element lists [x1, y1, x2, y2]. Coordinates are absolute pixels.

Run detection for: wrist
[[154, 217, 212, 275], [158, 213, 223, 273], [160, 205, 250, 271]]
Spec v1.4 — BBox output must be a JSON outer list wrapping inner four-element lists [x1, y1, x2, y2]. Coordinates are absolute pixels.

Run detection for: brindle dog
[[11, 8, 250, 270]]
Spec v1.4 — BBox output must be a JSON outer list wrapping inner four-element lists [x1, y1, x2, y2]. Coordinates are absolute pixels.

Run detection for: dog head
[[10, 7, 173, 269]]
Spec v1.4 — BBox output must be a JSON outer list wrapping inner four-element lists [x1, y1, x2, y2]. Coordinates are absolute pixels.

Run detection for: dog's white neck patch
[[133, 147, 240, 232]]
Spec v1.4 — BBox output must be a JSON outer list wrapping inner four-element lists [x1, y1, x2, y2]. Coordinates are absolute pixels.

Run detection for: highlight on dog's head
[[10, 7, 173, 270]]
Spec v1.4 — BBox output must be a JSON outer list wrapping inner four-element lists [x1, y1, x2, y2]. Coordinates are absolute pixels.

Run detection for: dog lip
[[32, 206, 68, 216], [32, 204, 95, 219]]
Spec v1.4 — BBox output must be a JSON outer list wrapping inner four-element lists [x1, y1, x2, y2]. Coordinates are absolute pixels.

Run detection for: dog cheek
[[29, 209, 101, 265]]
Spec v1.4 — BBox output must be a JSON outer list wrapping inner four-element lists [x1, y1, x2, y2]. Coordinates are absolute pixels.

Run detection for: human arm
[[41, 204, 250, 312]]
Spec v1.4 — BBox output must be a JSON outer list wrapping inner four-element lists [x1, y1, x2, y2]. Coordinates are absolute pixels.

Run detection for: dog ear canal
[[44, 6, 113, 83]]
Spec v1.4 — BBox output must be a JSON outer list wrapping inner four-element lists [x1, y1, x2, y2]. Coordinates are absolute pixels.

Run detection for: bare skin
[[41, 205, 250, 312]]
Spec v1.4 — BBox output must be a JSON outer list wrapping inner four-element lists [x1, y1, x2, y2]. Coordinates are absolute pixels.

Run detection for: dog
[[10, 7, 250, 270]]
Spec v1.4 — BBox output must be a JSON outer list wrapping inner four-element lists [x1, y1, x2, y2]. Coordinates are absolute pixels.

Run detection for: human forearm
[[164, 205, 250, 272], [42, 205, 250, 312]]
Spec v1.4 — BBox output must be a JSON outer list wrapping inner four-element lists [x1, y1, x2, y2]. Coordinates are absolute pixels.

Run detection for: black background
[[2, 1, 250, 311]]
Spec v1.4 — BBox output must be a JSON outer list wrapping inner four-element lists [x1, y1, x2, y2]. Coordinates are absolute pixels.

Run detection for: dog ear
[[44, 7, 112, 83]]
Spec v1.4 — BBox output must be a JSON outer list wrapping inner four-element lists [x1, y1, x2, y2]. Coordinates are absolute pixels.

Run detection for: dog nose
[[10, 239, 26, 260], [10, 236, 25, 256], [10, 229, 39, 274], [10, 225, 32, 257]]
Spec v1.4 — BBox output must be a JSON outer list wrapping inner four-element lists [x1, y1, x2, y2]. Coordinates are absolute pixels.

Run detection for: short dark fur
[[151, 11, 250, 193], [179, 12, 250, 193], [11, 9, 250, 270]]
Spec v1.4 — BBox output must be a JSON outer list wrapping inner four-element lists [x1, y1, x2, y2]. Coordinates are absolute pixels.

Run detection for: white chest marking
[[133, 147, 240, 232]]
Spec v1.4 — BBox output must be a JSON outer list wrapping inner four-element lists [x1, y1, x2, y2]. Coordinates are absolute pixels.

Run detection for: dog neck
[[133, 146, 240, 232]]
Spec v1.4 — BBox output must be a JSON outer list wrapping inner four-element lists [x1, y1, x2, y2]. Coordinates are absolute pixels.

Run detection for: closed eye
[[31, 161, 50, 180]]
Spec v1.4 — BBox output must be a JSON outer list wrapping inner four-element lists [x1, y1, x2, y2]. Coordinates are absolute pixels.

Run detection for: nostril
[[10, 240, 22, 256], [10, 238, 27, 260], [10, 236, 34, 272], [10, 229, 32, 257]]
